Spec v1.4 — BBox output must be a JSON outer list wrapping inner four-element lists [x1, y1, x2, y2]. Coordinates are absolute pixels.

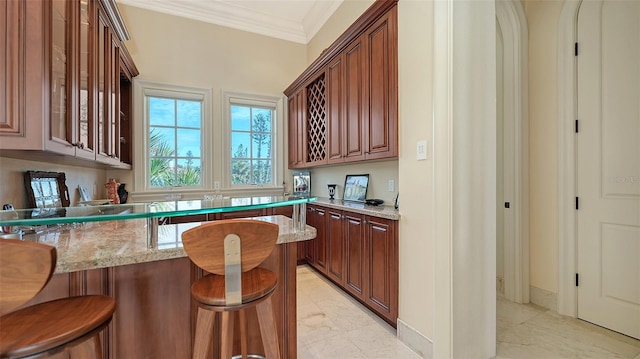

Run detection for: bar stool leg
[[193, 307, 216, 359], [239, 309, 248, 359], [256, 296, 281, 359], [220, 311, 235, 359]]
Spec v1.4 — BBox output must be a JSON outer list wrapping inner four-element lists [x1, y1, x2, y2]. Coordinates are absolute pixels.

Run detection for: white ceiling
[[116, 0, 344, 44]]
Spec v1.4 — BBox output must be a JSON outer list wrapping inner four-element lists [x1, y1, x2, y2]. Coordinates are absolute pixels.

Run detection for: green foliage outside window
[[231, 108, 273, 185], [149, 129, 201, 187]]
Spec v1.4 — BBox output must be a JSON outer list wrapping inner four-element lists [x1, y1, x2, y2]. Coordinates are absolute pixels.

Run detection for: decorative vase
[[105, 178, 120, 204], [117, 183, 128, 204], [327, 184, 337, 200]]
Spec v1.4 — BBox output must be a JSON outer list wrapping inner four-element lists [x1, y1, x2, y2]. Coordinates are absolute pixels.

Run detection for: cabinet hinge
[[575, 42, 579, 56], [575, 119, 579, 133], [575, 273, 579, 287], [575, 197, 579, 210]]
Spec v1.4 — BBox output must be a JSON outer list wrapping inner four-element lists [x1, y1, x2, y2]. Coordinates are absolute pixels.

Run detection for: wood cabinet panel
[[1, 0, 24, 136], [365, 216, 398, 323], [344, 212, 365, 297], [343, 37, 366, 162], [327, 209, 345, 283], [288, 89, 305, 169], [113, 258, 192, 358], [304, 204, 328, 272], [313, 206, 327, 271], [364, 7, 397, 160], [326, 55, 344, 163]]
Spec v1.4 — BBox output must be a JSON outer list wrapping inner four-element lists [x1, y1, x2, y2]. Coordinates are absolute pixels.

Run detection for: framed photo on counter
[[343, 174, 369, 202]]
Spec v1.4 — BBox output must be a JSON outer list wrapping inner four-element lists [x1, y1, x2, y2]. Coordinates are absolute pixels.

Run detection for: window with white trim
[[225, 93, 282, 189], [135, 81, 211, 192]]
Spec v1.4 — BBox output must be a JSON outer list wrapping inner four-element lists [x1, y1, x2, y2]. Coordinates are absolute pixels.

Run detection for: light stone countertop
[[311, 197, 401, 220], [23, 215, 316, 274]]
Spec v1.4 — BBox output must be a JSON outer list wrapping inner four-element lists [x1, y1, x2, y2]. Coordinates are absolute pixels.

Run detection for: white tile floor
[[296, 265, 640, 359], [297, 265, 420, 358]]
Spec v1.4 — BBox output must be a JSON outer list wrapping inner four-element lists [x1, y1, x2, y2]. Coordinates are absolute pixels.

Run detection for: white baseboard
[[397, 319, 432, 359], [530, 285, 558, 311]]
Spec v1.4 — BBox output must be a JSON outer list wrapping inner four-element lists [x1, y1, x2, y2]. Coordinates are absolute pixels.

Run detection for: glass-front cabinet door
[[75, 0, 95, 160], [97, 12, 107, 160], [48, 0, 75, 155]]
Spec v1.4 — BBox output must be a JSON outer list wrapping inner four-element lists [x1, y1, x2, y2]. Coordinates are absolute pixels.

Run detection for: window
[[230, 105, 273, 185], [134, 81, 211, 193], [148, 96, 202, 188], [225, 92, 282, 189]]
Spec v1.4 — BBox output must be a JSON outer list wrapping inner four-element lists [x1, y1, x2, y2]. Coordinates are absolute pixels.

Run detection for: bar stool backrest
[[0, 239, 57, 316], [182, 219, 279, 275]]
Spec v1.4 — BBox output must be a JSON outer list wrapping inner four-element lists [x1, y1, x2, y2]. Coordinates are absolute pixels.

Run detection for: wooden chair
[[182, 219, 281, 359], [0, 238, 115, 358]]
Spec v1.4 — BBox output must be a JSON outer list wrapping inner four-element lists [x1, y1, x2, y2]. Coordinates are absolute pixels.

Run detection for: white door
[[577, 0, 640, 339]]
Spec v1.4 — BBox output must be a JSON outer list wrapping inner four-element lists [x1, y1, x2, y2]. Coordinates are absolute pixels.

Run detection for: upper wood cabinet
[[284, 0, 397, 169], [0, 0, 138, 168]]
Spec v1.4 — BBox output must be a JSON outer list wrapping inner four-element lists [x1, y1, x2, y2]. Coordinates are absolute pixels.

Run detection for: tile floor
[[296, 265, 640, 359]]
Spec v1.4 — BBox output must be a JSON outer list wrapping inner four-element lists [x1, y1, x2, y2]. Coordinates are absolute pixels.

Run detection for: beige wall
[[397, 0, 434, 340], [111, 4, 308, 193], [0, 157, 107, 208], [306, 0, 375, 62], [524, 0, 563, 294]]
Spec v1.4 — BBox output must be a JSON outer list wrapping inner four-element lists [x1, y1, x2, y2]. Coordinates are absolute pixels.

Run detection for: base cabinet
[[303, 206, 398, 326]]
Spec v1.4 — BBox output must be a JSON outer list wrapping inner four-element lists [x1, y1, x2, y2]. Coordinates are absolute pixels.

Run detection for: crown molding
[[116, 0, 343, 44]]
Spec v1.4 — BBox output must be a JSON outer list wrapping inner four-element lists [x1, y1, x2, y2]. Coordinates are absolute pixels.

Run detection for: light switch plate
[[417, 140, 428, 160]]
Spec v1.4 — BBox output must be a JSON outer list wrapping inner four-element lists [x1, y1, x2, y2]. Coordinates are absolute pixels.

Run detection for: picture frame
[[343, 174, 369, 202], [293, 171, 311, 197], [23, 171, 70, 208]]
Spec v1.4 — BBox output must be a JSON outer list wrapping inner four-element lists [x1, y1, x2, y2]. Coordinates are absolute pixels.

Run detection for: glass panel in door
[[78, 0, 92, 152], [51, 0, 70, 143]]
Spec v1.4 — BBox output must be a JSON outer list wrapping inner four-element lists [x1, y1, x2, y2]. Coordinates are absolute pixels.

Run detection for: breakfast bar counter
[[2, 197, 316, 359], [26, 215, 315, 274]]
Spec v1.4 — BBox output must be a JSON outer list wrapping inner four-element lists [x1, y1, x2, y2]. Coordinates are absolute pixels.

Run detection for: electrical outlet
[[388, 180, 395, 192], [417, 140, 428, 160], [214, 181, 220, 189]]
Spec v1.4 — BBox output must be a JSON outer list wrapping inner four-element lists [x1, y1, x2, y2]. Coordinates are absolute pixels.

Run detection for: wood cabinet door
[[326, 54, 345, 164], [343, 35, 366, 163], [313, 206, 328, 272], [287, 89, 305, 169], [363, 6, 397, 160], [364, 216, 398, 323], [344, 211, 365, 298], [304, 205, 316, 264], [46, 0, 76, 155], [326, 209, 345, 284]]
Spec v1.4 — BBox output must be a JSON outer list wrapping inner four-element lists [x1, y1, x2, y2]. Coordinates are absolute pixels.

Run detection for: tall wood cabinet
[[0, 0, 138, 168], [284, 0, 397, 169]]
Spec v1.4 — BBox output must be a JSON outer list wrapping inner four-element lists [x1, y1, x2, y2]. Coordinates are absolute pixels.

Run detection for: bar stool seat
[[182, 219, 282, 359], [0, 239, 115, 359], [191, 267, 277, 307]]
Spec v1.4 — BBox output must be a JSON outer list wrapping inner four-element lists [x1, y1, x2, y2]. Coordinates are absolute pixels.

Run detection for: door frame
[[496, 0, 530, 304], [557, 0, 581, 318]]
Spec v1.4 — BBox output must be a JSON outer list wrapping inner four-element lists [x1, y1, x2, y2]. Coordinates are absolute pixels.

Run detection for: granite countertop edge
[[310, 197, 401, 220]]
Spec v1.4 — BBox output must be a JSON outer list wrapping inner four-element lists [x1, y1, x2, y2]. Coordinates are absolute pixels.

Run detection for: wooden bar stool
[[182, 219, 281, 359], [0, 239, 115, 359]]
